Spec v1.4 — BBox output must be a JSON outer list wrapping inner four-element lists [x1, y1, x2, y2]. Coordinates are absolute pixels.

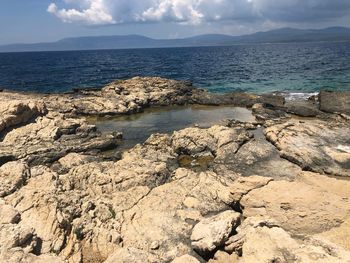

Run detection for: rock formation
[[0, 77, 349, 263]]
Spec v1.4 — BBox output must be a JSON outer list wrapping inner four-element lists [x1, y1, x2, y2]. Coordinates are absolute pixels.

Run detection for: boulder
[[0, 200, 20, 224], [251, 103, 288, 121], [0, 100, 46, 134], [285, 100, 321, 117], [319, 91, 350, 114], [0, 162, 30, 197], [191, 211, 241, 254], [259, 94, 285, 108]]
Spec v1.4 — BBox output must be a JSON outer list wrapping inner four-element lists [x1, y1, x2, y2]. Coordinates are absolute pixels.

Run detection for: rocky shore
[[0, 77, 349, 263]]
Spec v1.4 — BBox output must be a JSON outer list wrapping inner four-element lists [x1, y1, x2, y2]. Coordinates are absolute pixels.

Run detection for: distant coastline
[[1, 26, 350, 53]]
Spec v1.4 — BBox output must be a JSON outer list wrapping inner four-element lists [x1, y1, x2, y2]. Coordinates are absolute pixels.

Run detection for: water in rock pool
[[1, 42, 350, 94], [88, 105, 255, 150]]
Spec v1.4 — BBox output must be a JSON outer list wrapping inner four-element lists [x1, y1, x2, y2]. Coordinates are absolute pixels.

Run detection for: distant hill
[[1, 27, 350, 52]]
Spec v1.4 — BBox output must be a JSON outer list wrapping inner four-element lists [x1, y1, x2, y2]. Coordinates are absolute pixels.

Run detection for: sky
[[1, 0, 350, 45]]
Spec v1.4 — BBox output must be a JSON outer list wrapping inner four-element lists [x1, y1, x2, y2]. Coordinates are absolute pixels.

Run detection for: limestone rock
[[171, 254, 201, 263], [0, 77, 263, 119], [191, 211, 241, 254], [0, 162, 30, 197], [251, 103, 289, 122], [234, 217, 350, 263], [0, 80, 350, 263], [285, 100, 321, 117], [2, 250, 64, 263], [265, 119, 350, 177], [0, 223, 64, 263], [0, 100, 46, 134], [103, 247, 159, 263], [208, 251, 239, 263], [259, 94, 285, 108], [0, 112, 120, 165], [319, 90, 350, 114], [0, 200, 20, 224], [241, 172, 350, 236], [120, 169, 239, 261], [219, 135, 301, 180], [228, 176, 273, 204], [58, 153, 93, 170], [317, 218, 350, 251]]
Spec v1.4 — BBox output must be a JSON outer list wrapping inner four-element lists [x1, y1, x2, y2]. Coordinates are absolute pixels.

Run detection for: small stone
[[150, 241, 160, 250], [191, 210, 241, 254]]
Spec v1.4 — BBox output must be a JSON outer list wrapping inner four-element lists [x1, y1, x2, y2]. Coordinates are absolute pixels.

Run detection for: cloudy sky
[[1, 0, 350, 44]]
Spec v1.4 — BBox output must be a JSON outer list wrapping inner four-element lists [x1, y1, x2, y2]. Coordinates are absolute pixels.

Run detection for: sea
[[1, 42, 350, 97]]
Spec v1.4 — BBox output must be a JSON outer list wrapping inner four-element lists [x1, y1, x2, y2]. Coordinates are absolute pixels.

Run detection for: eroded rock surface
[[226, 217, 350, 263], [0, 100, 46, 134], [241, 172, 350, 235], [191, 211, 241, 255], [265, 118, 350, 177], [319, 90, 350, 114], [0, 112, 120, 166], [1, 77, 350, 263]]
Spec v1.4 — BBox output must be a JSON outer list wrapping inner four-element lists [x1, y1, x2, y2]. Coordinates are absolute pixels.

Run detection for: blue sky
[[1, 0, 350, 45]]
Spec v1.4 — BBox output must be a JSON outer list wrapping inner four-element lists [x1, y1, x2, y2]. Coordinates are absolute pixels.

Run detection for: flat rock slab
[[265, 119, 350, 177], [241, 172, 350, 235], [285, 100, 321, 117], [319, 91, 350, 114], [216, 136, 301, 180]]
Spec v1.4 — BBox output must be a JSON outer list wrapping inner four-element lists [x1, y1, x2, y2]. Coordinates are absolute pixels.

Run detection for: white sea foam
[[284, 92, 319, 101]]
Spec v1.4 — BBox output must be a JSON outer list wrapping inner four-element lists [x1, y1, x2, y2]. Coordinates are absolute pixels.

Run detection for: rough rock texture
[[0, 100, 46, 134], [319, 90, 350, 114], [226, 217, 350, 263], [285, 100, 321, 117], [0, 127, 275, 262], [103, 247, 159, 263], [265, 118, 350, 177], [172, 254, 201, 263], [217, 133, 301, 180], [241, 172, 350, 236], [172, 125, 300, 180], [0, 112, 120, 165], [0, 162, 30, 197], [251, 103, 289, 122], [0, 77, 282, 118], [208, 251, 239, 263], [191, 211, 241, 254], [1, 78, 350, 263]]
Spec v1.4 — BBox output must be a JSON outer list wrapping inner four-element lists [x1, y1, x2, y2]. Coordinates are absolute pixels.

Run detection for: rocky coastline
[[0, 77, 349, 263]]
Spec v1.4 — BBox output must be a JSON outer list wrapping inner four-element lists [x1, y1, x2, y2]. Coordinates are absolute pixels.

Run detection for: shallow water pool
[[89, 105, 255, 150]]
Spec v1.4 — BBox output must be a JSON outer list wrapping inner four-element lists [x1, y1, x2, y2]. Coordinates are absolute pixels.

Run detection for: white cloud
[[47, 0, 350, 26], [47, 0, 115, 25], [48, 0, 256, 25]]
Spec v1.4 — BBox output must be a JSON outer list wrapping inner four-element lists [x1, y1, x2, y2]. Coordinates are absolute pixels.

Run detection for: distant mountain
[[235, 27, 350, 43], [1, 27, 350, 52]]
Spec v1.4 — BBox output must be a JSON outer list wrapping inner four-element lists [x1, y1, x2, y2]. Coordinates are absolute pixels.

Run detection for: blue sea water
[[0, 42, 350, 94]]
